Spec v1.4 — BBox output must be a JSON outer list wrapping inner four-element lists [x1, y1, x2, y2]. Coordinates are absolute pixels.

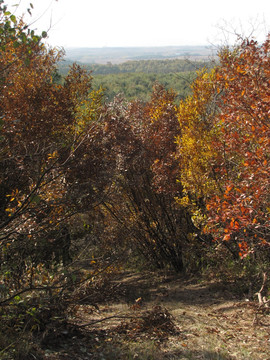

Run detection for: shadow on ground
[[41, 271, 269, 360], [41, 325, 235, 360], [112, 271, 241, 307]]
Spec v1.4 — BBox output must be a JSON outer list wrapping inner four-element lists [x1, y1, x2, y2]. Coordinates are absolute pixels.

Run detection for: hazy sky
[[4, 0, 270, 48]]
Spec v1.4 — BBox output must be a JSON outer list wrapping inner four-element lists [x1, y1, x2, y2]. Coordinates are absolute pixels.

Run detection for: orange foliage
[[177, 36, 270, 257]]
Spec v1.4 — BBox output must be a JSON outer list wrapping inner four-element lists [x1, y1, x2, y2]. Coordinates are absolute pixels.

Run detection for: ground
[[41, 271, 270, 360]]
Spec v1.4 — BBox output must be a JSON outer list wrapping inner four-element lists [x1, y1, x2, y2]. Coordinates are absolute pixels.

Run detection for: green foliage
[[87, 58, 212, 75], [58, 58, 213, 102], [0, 1, 42, 54], [92, 71, 195, 102]]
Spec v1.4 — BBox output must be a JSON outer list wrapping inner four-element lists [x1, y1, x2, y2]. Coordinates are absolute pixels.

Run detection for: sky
[[4, 0, 270, 48]]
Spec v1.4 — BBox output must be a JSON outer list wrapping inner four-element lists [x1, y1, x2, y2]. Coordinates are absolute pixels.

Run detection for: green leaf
[[21, 32, 27, 43], [4, 11, 11, 16], [10, 14, 16, 23], [32, 35, 40, 43], [41, 31, 47, 38]]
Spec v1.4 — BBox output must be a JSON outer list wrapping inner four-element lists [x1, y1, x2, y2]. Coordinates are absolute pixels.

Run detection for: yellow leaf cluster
[[75, 87, 104, 134], [176, 69, 219, 202]]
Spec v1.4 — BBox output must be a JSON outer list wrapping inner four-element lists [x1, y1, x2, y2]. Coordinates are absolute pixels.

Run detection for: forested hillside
[[92, 72, 196, 101], [58, 58, 212, 101], [82, 58, 211, 74], [0, 1, 269, 358]]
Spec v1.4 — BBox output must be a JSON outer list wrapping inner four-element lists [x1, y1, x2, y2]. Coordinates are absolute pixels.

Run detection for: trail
[[43, 271, 270, 359]]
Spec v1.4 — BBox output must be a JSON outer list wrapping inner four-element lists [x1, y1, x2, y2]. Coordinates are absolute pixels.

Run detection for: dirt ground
[[42, 271, 270, 360]]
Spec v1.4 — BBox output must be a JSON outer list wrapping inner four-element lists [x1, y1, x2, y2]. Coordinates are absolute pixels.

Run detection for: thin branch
[[76, 315, 140, 328]]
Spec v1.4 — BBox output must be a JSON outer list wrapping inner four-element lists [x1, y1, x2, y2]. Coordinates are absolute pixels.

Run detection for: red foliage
[[206, 36, 270, 255]]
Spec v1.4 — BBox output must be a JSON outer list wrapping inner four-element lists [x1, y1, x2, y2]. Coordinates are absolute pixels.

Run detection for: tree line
[[59, 58, 212, 75]]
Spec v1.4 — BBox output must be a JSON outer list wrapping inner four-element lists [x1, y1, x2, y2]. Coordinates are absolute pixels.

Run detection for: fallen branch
[[76, 314, 138, 328]]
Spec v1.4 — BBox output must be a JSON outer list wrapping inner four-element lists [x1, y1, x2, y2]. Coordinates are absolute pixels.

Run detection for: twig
[[255, 272, 267, 306], [76, 314, 139, 328], [253, 272, 269, 326]]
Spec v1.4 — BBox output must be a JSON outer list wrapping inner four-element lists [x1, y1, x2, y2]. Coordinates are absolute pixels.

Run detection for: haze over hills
[[64, 45, 216, 64]]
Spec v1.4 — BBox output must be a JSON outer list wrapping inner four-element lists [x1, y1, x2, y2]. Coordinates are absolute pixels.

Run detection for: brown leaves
[[114, 305, 178, 340]]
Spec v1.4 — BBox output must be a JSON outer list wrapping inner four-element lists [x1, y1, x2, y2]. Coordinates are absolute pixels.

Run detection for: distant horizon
[[63, 45, 216, 65]]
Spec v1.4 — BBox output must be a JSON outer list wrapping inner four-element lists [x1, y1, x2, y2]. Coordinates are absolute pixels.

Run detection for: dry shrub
[[71, 267, 123, 306]]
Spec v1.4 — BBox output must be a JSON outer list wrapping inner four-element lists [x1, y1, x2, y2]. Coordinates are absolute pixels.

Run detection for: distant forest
[[58, 58, 214, 101]]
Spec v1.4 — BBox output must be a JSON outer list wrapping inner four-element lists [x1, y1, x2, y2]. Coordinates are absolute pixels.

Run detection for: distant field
[[64, 45, 216, 64]]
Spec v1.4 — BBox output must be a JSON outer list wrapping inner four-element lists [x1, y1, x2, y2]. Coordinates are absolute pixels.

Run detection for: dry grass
[[39, 271, 270, 359]]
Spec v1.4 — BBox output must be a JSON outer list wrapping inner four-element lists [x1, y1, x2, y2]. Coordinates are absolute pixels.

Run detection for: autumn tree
[[207, 37, 270, 258], [177, 35, 270, 261], [88, 85, 212, 272], [0, 1, 105, 324]]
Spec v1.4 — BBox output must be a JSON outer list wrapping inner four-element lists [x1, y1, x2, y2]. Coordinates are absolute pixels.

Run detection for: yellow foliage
[[176, 69, 220, 202], [75, 87, 104, 134]]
